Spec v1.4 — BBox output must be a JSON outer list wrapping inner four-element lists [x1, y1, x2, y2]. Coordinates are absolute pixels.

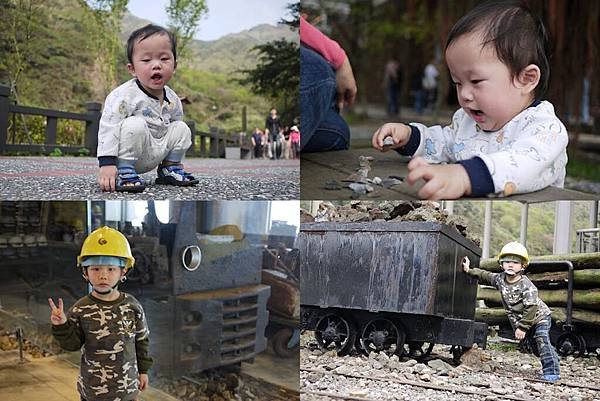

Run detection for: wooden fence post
[[186, 120, 195, 156], [0, 85, 10, 154], [85, 102, 102, 156], [209, 126, 218, 157]]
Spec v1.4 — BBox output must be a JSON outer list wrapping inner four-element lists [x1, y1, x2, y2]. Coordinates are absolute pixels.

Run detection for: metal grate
[[220, 295, 258, 362]]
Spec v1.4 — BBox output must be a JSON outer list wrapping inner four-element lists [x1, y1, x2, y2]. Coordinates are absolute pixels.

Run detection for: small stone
[[419, 373, 431, 381], [412, 363, 427, 373], [491, 387, 508, 395]]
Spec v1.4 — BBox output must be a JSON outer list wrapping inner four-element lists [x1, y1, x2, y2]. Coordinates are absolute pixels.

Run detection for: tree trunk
[[479, 253, 600, 271], [475, 307, 600, 326], [527, 269, 600, 287], [477, 287, 600, 311]]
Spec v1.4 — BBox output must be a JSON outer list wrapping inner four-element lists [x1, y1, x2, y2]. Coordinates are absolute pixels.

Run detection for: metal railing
[[575, 228, 600, 253]]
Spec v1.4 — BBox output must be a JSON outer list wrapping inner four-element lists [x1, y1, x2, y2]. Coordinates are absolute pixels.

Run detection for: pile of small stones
[[300, 333, 600, 401], [0, 331, 50, 358], [302, 200, 480, 246]]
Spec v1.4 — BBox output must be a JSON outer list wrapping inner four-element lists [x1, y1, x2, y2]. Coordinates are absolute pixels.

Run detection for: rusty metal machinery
[[117, 202, 270, 377], [299, 221, 487, 360]]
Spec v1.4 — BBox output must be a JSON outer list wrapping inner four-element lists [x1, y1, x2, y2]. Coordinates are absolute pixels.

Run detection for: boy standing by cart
[[462, 241, 560, 381], [49, 226, 153, 400]]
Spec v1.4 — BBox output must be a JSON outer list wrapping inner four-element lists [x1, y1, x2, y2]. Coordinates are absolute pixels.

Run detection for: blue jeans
[[533, 317, 560, 377], [300, 46, 350, 153], [387, 83, 399, 115]]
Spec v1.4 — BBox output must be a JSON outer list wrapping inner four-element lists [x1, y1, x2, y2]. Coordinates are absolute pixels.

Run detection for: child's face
[[85, 265, 125, 292], [445, 32, 535, 131], [127, 33, 176, 98], [501, 260, 524, 275]]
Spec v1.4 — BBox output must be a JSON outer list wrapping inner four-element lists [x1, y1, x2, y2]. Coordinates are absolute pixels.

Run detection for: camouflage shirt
[[467, 268, 551, 331], [52, 292, 153, 401]]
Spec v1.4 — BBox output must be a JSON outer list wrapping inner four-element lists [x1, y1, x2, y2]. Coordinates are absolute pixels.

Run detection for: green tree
[[166, 0, 208, 61], [238, 2, 299, 126], [80, 0, 129, 93]]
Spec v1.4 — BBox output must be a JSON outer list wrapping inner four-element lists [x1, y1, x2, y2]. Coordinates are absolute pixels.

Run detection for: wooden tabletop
[[301, 148, 597, 201]]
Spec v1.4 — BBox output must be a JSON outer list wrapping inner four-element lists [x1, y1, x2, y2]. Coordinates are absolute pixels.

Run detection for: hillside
[[0, 1, 297, 145]]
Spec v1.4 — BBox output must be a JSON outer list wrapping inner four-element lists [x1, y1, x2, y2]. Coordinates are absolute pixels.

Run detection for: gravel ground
[[0, 156, 299, 200], [300, 333, 600, 401]]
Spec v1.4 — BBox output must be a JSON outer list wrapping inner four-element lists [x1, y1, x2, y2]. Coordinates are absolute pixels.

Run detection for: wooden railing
[[0, 84, 249, 158], [0, 85, 101, 155]]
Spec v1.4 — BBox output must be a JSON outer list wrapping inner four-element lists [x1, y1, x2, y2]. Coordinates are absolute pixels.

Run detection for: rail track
[[300, 366, 600, 401]]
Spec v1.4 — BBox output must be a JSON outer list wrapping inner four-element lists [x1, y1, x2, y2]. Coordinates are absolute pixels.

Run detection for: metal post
[[590, 201, 599, 228], [482, 201, 492, 258], [553, 201, 573, 254], [16, 327, 24, 362], [519, 202, 529, 246], [85, 102, 102, 156], [0, 85, 11, 154]]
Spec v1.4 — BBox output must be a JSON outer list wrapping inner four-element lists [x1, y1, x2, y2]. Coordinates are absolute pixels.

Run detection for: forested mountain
[[0, 0, 297, 138]]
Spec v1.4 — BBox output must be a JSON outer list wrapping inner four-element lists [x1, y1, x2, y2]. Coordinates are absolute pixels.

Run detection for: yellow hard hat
[[77, 226, 135, 270], [497, 241, 529, 267]]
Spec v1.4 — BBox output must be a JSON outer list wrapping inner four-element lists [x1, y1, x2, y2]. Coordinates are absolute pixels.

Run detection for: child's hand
[[515, 328, 526, 340], [98, 165, 118, 192], [138, 373, 149, 391], [462, 256, 470, 272], [372, 123, 411, 151], [48, 298, 67, 325], [407, 157, 472, 200], [336, 57, 357, 111]]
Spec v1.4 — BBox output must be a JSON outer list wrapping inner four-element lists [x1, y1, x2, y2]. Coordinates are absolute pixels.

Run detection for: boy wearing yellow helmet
[[462, 241, 560, 382], [48, 226, 153, 401]]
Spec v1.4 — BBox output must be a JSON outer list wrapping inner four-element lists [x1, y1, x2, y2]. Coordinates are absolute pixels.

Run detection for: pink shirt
[[300, 16, 346, 69], [290, 131, 300, 144]]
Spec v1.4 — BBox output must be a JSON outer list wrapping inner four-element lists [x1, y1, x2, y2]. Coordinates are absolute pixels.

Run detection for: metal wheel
[[358, 318, 405, 356], [450, 345, 466, 364], [556, 332, 587, 357], [314, 313, 356, 355], [408, 341, 435, 361]]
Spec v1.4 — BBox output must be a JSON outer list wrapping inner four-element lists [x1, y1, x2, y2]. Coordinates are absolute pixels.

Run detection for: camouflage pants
[[533, 317, 560, 376]]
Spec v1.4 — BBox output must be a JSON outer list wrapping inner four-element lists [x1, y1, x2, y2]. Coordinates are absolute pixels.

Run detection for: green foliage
[[78, 147, 91, 156], [166, 0, 208, 60], [49, 147, 63, 156], [566, 150, 600, 181], [238, 39, 299, 126], [453, 201, 597, 257]]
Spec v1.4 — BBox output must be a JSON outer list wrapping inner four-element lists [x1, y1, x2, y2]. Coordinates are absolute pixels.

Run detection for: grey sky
[[127, 0, 292, 41]]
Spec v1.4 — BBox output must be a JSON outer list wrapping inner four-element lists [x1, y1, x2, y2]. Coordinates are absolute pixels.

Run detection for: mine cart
[[299, 221, 487, 359]]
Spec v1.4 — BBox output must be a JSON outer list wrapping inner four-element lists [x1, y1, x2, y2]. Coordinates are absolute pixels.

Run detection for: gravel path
[[300, 333, 600, 401], [0, 156, 299, 200]]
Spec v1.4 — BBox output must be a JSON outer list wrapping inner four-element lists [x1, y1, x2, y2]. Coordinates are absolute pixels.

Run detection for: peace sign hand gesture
[[48, 298, 67, 325]]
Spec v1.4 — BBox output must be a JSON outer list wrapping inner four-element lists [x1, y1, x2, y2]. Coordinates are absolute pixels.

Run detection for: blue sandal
[[155, 163, 199, 186], [116, 166, 146, 193]]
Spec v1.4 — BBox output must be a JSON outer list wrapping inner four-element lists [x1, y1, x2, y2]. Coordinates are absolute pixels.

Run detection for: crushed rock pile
[[301, 201, 480, 246]]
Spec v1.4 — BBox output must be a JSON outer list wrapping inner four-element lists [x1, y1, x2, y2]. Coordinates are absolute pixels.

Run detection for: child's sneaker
[[155, 163, 198, 186], [539, 374, 560, 382]]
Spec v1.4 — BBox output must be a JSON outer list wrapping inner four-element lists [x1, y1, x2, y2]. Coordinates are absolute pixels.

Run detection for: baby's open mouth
[[471, 109, 484, 116], [151, 73, 163, 80]]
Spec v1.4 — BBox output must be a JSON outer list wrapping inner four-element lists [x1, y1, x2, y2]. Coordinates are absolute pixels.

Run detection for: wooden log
[[477, 287, 600, 311], [261, 270, 300, 319], [527, 269, 600, 288], [479, 252, 600, 271], [475, 306, 600, 326]]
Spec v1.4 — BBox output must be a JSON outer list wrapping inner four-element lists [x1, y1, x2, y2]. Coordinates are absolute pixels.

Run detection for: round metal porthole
[[181, 245, 202, 271]]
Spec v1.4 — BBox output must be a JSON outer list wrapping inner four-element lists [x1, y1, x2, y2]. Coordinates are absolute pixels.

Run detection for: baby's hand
[[515, 328, 526, 340], [372, 123, 411, 151], [98, 165, 117, 192], [462, 256, 470, 272], [48, 297, 67, 325], [138, 373, 149, 391], [407, 157, 472, 200]]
